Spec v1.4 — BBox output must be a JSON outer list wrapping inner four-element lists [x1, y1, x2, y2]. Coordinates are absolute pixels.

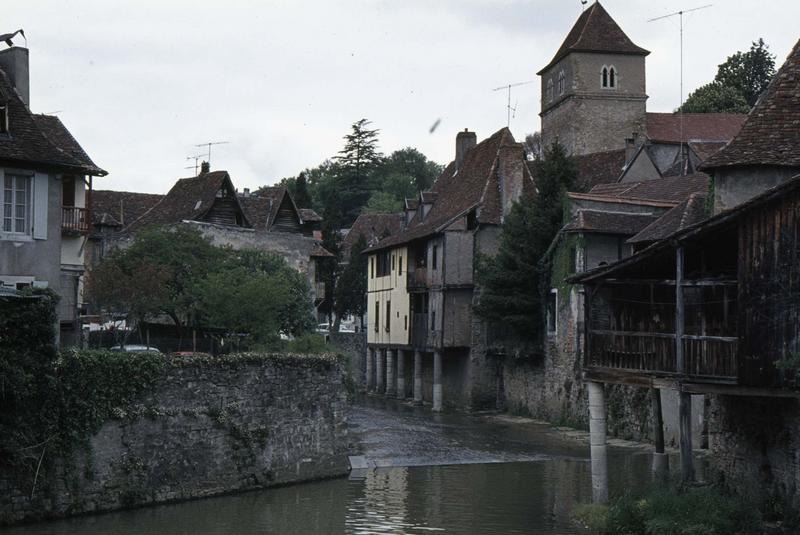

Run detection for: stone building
[[365, 127, 534, 411], [0, 42, 107, 343]]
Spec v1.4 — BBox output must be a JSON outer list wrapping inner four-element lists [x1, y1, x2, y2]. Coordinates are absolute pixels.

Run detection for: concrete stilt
[[432, 350, 443, 412], [396, 349, 406, 399], [365, 347, 374, 392], [386, 349, 396, 396], [679, 391, 695, 482], [587, 381, 609, 504], [413, 350, 423, 405], [651, 387, 669, 477], [376, 348, 385, 394]]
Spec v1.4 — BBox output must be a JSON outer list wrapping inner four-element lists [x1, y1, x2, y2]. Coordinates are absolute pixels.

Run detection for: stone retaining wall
[[330, 332, 367, 388], [0, 355, 349, 524]]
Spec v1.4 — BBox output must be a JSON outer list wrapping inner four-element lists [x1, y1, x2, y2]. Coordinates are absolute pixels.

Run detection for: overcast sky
[[6, 0, 799, 194]]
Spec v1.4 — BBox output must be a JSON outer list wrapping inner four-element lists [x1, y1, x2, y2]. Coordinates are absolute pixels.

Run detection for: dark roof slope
[[299, 208, 322, 222], [646, 112, 746, 143], [586, 173, 709, 203], [32, 114, 106, 175], [539, 1, 649, 74], [0, 68, 104, 175], [628, 192, 708, 244], [565, 210, 659, 235], [342, 212, 404, 259], [370, 128, 532, 251], [573, 149, 627, 190], [702, 39, 800, 170], [92, 190, 163, 227], [127, 171, 250, 230]]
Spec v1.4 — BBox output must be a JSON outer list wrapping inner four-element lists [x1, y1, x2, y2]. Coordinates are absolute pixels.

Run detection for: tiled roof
[[127, 171, 250, 230], [702, 39, 800, 170], [299, 208, 322, 222], [689, 141, 729, 163], [32, 114, 106, 175], [585, 173, 710, 203], [0, 68, 104, 175], [341, 212, 404, 259], [370, 128, 532, 252], [628, 192, 708, 244], [565, 209, 659, 235], [539, 1, 648, 74], [574, 149, 627, 190], [91, 190, 163, 227], [238, 187, 310, 231], [310, 243, 335, 258], [646, 112, 746, 144]]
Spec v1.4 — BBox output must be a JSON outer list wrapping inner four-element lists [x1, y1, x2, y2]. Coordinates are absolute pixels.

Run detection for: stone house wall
[[0, 355, 349, 525]]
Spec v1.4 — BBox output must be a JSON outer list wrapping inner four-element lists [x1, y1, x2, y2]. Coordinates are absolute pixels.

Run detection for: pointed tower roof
[[538, 1, 649, 75], [701, 38, 800, 170]]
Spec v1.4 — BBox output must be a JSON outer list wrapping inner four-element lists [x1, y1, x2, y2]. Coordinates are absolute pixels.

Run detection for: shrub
[[286, 334, 329, 354]]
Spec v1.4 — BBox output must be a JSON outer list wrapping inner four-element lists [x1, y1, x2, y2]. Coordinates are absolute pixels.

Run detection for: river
[[6, 396, 673, 534]]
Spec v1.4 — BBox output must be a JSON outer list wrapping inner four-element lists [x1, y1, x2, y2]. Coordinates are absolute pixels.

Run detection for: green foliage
[[285, 334, 329, 354], [336, 118, 383, 225], [364, 191, 403, 214], [680, 38, 775, 112], [293, 172, 312, 208], [335, 234, 369, 319], [575, 485, 761, 535], [475, 141, 576, 341]]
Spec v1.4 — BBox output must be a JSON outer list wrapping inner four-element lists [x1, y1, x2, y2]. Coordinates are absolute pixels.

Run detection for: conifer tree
[[335, 118, 382, 225], [293, 172, 312, 208], [475, 141, 576, 342]]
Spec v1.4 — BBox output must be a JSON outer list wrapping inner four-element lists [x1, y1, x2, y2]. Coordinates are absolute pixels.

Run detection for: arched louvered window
[[558, 70, 565, 95], [609, 66, 617, 88], [601, 66, 609, 88]]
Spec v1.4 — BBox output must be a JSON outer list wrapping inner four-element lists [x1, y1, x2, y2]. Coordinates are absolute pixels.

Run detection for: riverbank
[[1, 353, 349, 526]]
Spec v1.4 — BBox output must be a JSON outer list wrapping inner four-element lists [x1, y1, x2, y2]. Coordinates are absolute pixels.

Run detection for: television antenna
[[195, 141, 230, 167], [492, 80, 536, 127], [648, 4, 713, 174], [185, 153, 206, 175]]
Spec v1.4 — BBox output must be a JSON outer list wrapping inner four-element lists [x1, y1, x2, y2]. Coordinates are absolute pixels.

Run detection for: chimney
[[455, 129, 477, 169], [200, 161, 210, 174], [0, 46, 30, 108], [243, 188, 250, 197]]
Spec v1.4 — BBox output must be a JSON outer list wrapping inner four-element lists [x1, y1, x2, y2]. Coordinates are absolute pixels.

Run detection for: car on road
[[109, 344, 163, 354]]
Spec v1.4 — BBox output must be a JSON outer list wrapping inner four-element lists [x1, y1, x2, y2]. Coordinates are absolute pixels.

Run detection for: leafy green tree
[[335, 118, 383, 225], [293, 172, 312, 208], [364, 191, 403, 214], [679, 83, 750, 114], [475, 142, 576, 340], [334, 234, 369, 324], [377, 147, 442, 193], [680, 38, 776, 112]]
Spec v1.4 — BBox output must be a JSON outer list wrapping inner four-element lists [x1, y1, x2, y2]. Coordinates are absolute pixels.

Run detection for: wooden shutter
[[33, 172, 48, 240]]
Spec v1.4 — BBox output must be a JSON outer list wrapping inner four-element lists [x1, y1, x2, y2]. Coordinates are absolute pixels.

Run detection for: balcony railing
[[407, 268, 428, 288], [587, 329, 738, 382], [62, 206, 90, 233], [314, 281, 326, 300]]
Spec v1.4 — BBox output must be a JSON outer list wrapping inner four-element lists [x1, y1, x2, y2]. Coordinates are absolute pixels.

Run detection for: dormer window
[[0, 103, 7, 134], [546, 79, 554, 102], [558, 70, 565, 95], [601, 66, 617, 89]]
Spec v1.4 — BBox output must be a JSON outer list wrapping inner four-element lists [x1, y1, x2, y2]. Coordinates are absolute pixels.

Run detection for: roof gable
[[538, 1, 649, 75], [702, 39, 800, 170]]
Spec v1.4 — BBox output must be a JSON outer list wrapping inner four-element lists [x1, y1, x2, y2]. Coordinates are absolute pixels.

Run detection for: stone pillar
[[365, 347, 374, 392], [413, 350, 423, 405], [433, 350, 443, 412], [386, 349, 396, 396], [587, 381, 608, 504], [376, 348, 385, 393], [396, 349, 406, 399]]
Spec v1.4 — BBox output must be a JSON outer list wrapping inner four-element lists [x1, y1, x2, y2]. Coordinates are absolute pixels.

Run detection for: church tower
[[538, 2, 649, 156]]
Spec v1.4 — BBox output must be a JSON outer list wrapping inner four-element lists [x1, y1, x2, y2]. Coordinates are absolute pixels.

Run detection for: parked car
[[109, 344, 162, 354], [315, 323, 330, 334]]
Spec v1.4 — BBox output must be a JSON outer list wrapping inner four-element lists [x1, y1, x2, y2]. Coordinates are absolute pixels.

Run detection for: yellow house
[[366, 245, 409, 347]]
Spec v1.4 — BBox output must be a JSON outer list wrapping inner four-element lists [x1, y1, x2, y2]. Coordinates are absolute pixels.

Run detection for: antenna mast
[[648, 4, 712, 175], [185, 153, 206, 175], [194, 141, 230, 167], [492, 80, 536, 127]]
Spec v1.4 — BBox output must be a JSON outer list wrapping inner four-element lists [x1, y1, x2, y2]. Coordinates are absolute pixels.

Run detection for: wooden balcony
[[62, 206, 90, 234], [314, 281, 326, 301], [407, 268, 428, 289], [587, 330, 738, 383]]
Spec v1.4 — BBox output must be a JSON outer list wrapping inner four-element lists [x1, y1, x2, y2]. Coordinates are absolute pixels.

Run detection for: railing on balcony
[[587, 329, 738, 382], [62, 206, 90, 233], [407, 268, 428, 289], [314, 281, 326, 301]]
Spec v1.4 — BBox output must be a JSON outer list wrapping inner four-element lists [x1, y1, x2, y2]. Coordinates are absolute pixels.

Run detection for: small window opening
[[602, 67, 609, 88], [609, 67, 616, 88], [432, 245, 438, 270], [374, 301, 379, 332], [558, 70, 565, 95], [547, 289, 558, 335], [385, 301, 391, 333]]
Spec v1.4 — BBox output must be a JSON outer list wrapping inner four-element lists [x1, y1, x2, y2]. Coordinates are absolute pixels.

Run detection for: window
[[374, 301, 379, 332], [432, 245, 438, 270], [404, 315, 407, 330], [546, 289, 558, 335], [601, 66, 608, 88], [385, 301, 391, 332], [370, 257, 374, 279], [546, 78, 554, 102], [391, 254, 395, 271], [0, 103, 8, 134], [602, 66, 617, 89], [558, 70, 565, 95], [431, 310, 436, 332], [376, 251, 390, 277], [399, 255, 403, 275], [3, 174, 31, 235], [609, 66, 616, 88]]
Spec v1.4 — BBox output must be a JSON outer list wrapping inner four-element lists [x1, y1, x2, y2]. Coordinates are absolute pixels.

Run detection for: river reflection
[[6, 454, 657, 535]]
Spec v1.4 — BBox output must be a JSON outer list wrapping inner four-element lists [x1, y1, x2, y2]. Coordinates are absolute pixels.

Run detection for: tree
[[364, 191, 403, 214], [680, 38, 776, 112], [293, 172, 312, 208], [475, 141, 576, 341], [524, 132, 543, 160], [334, 235, 368, 324], [335, 118, 383, 225], [377, 147, 442, 193]]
